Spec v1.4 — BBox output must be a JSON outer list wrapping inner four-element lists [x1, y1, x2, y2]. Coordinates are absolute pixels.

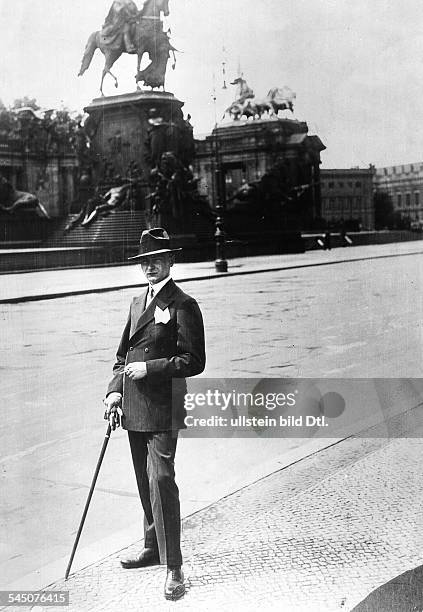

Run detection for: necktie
[[146, 286, 155, 308]]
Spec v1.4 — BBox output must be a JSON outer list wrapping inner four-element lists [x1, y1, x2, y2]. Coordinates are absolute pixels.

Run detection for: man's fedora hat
[[128, 227, 182, 260]]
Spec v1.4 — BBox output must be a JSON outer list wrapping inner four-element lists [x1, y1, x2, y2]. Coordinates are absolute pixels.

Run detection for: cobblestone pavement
[[12, 409, 423, 612]]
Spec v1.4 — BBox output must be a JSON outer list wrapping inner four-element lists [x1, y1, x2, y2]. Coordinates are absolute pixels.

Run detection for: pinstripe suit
[[107, 279, 205, 565]]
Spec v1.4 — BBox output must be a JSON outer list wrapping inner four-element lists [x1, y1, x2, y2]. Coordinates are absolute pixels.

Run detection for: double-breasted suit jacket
[[107, 279, 206, 431]]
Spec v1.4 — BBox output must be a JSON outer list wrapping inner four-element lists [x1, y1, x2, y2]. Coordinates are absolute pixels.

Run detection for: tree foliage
[[0, 97, 83, 156], [12, 97, 40, 110]]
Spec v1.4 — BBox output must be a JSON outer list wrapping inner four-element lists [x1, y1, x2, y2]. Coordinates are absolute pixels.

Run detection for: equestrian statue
[[78, 0, 177, 94]]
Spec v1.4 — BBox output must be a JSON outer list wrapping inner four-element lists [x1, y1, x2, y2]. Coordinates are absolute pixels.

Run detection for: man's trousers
[[127, 430, 182, 568]]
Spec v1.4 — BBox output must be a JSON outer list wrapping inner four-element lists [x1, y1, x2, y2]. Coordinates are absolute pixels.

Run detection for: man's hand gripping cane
[[103, 392, 124, 431]]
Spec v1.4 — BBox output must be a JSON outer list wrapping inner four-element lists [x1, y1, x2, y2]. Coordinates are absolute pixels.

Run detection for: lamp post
[[210, 66, 228, 273], [212, 113, 228, 273], [214, 161, 228, 272]]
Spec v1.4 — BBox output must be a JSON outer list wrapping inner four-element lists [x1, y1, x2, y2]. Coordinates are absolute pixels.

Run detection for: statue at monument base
[[0, 175, 50, 219], [65, 164, 143, 231]]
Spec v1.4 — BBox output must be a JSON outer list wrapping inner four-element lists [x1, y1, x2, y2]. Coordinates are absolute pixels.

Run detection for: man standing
[[103, 228, 205, 601]]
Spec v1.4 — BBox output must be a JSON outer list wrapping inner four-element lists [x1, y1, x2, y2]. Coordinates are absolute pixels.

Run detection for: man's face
[[140, 253, 173, 284]]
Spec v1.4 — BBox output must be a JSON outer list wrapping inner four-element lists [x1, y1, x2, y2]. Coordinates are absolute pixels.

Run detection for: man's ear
[[169, 253, 175, 266]]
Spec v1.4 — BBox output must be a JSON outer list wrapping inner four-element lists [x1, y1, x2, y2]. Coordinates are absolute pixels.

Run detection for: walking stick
[[65, 423, 112, 580]]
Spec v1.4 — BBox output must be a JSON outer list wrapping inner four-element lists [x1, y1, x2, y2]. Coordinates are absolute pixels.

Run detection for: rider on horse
[[79, 0, 173, 93], [101, 0, 139, 53]]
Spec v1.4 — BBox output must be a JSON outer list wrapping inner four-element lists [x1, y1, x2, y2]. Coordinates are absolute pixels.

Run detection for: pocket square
[[154, 306, 171, 324]]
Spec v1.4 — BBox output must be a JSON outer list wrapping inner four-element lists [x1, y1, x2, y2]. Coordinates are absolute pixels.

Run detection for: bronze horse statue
[[224, 79, 296, 121], [78, 0, 176, 94]]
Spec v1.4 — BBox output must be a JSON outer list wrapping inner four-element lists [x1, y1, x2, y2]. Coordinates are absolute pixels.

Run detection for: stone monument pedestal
[[84, 91, 185, 190], [81, 90, 213, 242]]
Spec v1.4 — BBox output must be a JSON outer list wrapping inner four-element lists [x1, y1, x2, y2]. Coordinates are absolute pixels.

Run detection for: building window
[[339, 181, 344, 188], [406, 193, 411, 207], [415, 192, 420, 207], [328, 182, 334, 189], [397, 193, 402, 208], [355, 181, 361, 188], [223, 167, 246, 199]]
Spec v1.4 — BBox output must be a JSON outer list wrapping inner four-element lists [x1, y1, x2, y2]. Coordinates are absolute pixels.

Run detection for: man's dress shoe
[[164, 567, 185, 601], [120, 548, 160, 569]]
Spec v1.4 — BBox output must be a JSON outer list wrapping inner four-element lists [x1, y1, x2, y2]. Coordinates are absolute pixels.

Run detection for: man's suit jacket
[[107, 279, 205, 432]]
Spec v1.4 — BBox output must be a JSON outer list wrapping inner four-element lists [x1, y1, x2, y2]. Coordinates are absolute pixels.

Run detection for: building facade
[[0, 107, 79, 219], [0, 141, 78, 218], [320, 168, 375, 230], [195, 117, 325, 229], [374, 162, 423, 221]]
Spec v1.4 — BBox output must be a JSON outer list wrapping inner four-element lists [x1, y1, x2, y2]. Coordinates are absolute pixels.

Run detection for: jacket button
[[129, 346, 134, 351], [144, 347, 149, 353]]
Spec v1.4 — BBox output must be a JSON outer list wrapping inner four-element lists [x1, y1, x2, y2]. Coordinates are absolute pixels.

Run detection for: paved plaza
[[0, 242, 423, 611], [4, 423, 423, 612], [53, 428, 423, 612], [2, 240, 423, 304]]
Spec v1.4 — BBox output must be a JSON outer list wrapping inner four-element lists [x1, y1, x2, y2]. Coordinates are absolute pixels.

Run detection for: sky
[[0, 0, 422, 168]]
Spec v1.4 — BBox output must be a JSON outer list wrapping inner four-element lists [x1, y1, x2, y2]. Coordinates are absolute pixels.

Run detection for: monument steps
[[45, 210, 147, 248], [0, 210, 215, 272]]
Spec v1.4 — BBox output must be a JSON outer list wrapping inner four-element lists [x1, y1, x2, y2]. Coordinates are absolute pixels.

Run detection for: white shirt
[[146, 275, 172, 307]]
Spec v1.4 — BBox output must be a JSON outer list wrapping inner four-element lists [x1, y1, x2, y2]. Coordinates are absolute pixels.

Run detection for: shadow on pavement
[[352, 564, 423, 611]]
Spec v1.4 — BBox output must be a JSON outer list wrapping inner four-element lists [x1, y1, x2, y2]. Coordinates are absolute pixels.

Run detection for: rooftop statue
[[231, 76, 255, 104], [78, 0, 177, 94], [224, 77, 296, 121]]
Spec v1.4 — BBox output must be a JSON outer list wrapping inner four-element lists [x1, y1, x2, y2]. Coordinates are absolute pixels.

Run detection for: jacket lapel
[[130, 290, 148, 337], [155, 279, 178, 311], [130, 280, 177, 340]]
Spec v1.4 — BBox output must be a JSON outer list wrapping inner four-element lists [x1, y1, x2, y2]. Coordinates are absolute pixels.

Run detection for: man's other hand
[[124, 362, 147, 380]]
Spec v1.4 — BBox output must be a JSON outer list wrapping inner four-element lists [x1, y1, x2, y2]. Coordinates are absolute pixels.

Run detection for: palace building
[[195, 117, 326, 228], [374, 162, 423, 221], [320, 167, 375, 230]]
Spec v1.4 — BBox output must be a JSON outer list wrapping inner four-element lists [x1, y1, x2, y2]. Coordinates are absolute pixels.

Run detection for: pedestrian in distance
[[324, 230, 332, 250], [103, 227, 206, 601]]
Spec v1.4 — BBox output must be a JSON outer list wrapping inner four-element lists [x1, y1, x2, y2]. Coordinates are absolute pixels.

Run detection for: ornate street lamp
[[214, 162, 228, 273], [212, 87, 228, 273]]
